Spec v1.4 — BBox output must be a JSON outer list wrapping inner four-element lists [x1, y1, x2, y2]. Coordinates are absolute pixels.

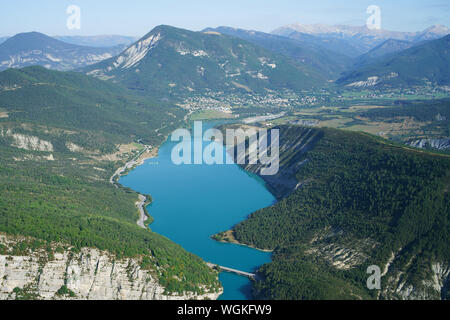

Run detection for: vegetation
[[56, 285, 76, 297], [1, 26, 449, 301], [84, 25, 325, 98], [226, 125, 450, 299], [0, 66, 186, 149], [204, 27, 353, 80], [274, 99, 450, 152], [189, 109, 235, 121], [0, 32, 124, 72], [0, 66, 220, 295], [338, 35, 450, 87]]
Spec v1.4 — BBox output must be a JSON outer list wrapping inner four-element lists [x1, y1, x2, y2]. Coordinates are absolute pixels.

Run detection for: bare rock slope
[[0, 234, 221, 300]]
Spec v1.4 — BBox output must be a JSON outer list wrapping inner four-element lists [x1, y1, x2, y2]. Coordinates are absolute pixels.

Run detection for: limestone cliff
[[220, 123, 449, 300], [381, 261, 449, 300], [0, 234, 222, 300]]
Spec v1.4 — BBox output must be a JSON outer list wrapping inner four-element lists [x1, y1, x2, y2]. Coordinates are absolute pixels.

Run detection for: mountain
[[84, 25, 326, 97], [414, 25, 450, 42], [355, 39, 415, 67], [216, 124, 450, 300], [0, 66, 221, 299], [0, 37, 8, 45], [273, 23, 416, 40], [272, 24, 449, 57], [0, 66, 185, 146], [0, 32, 125, 71], [271, 28, 370, 58], [272, 24, 412, 57], [337, 35, 450, 88], [54, 35, 138, 48], [202, 26, 353, 80]]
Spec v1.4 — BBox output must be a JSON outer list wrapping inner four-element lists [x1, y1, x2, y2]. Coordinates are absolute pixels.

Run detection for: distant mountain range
[[0, 35, 138, 48], [0, 32, 125, 71], [53, 35, 138, 48], [354, 39, 415, 67], [203, 27, 353, 80], [272, 24, 449, 57], [337, 35, 450, 88], [85, 25, 326, 96], [1, 24, 448, 92]]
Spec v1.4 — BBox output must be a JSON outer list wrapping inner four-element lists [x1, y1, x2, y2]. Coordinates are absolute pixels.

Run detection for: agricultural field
[[264, 99, 449, 150]]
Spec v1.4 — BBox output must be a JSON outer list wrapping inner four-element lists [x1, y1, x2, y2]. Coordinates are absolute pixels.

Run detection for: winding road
[[136, 194, 148, 229], [109, 146, 150, 229]]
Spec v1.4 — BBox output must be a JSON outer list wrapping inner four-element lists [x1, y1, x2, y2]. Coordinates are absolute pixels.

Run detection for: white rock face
[[382, 261, 449, 300], [0, 234, 221, 300], [258, 57, 276, 69], [177, 49, 209, 57], [10, 133, 54, 152], [347, 73, 399, 88], [0, 50, 119, 72], [113, 33, 162, 69], [409, 138, 450, 151], [66, 142, 84, 153], [347, 76, 380, 87]]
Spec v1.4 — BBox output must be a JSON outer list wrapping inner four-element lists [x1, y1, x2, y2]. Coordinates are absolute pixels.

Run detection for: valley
[[119, 123, 275, 300], [0, 17, 449, 301], [0, 66, 221, 299], [214, 124, 450, 299]]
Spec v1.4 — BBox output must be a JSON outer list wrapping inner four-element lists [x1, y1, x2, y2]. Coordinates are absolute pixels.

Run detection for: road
[[109, 146, 150, 229], [136, 194, 148, 229], [206, 263, 256, 279]]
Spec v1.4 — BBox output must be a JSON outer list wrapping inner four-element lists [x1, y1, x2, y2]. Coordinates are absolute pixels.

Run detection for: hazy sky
[[0, 0, 449, 37]]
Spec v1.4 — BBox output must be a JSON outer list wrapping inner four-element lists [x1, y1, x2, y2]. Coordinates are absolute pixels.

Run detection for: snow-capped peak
[[420, 24, 449, 36]]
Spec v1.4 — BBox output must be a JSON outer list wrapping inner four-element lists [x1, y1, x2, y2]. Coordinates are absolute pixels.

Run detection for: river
[[120, 122, 275, 300]]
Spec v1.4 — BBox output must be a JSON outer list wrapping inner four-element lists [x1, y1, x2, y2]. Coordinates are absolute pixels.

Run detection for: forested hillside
[[221, 125, 450, 300], [0, 66, 185, 149], [85, 25, 325, 97], [337, 35, 450, 87], [0, 67, 220, 296], [203, 27, 353, 80]]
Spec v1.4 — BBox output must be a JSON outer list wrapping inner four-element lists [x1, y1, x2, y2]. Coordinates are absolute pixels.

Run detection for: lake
[[120, 122, 275, 300]]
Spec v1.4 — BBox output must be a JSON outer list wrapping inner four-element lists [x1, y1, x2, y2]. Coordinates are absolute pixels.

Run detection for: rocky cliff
[[222, 124, 322, 199], [409, 138, 450, 151], [382, 262, 449, 300], [0, 234, 221, 300], [221, 124, 449, 300]]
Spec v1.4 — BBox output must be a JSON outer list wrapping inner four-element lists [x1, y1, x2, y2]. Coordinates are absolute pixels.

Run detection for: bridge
[[207, 263, 256, 279]]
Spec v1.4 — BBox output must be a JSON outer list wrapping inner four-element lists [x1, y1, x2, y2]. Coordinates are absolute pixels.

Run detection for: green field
[[189, 109, 235, 121]]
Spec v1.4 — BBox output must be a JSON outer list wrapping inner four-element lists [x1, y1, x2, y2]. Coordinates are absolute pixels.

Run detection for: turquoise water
[[120, 123, 275, 300]]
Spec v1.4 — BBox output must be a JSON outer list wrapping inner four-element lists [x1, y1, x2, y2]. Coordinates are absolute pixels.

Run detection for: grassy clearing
[[189, 109, 235, 121]]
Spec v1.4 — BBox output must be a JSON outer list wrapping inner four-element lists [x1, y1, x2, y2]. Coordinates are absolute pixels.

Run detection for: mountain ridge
[[203, 26, 353, 80], [217, 124, 450, 300], [273, 23, 449, 40], [0, 32, 124, 71], [354, 39, 415, 67], [0, 65, 221, 298], [84, 25, 326, 96], [272, 23, 449, 57], [54, 35, 138, 48], [337, 34, 450, 88]]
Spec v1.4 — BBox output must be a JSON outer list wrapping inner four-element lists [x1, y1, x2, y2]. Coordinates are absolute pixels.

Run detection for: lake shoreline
[[118, 121, 275, 299], [211, 230, 273, 253]]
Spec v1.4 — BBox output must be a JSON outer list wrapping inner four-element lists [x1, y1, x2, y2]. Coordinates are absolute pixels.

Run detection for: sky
[[0, 0, 449, 37]]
